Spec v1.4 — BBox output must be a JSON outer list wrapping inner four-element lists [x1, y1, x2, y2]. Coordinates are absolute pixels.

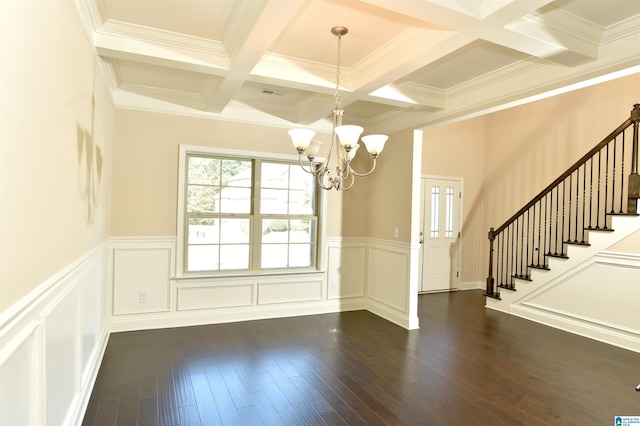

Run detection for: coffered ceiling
[[76, 0, 640, 133]]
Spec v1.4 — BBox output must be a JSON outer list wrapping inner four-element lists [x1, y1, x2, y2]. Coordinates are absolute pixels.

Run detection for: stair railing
[[486, 104, 640, 299]]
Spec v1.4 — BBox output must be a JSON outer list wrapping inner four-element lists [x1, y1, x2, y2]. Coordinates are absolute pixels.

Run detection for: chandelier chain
[[334, 33, 342, 111]]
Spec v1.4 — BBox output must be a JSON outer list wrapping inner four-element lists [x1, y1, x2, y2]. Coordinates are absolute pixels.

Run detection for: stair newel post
[[628, 104, 640, 214], [485, 227, 496, 297]]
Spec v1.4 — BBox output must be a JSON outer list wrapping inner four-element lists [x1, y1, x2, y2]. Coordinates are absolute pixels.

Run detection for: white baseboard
[[510, 303, 640, 353], [110, 297, 367, 332]]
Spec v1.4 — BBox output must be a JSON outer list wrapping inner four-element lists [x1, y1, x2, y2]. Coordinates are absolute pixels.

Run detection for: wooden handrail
[[486, 103, 640, 298], [493, 113, 635, 236]]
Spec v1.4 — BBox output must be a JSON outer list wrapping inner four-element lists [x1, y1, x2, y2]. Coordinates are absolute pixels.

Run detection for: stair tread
[[511, 274, 531, 281], [585, 226, 614, 232], [529, 264, 550, 270], [565, 240, 590, 246], [546, 253, 568, 259], [497, 284, 516, 291]]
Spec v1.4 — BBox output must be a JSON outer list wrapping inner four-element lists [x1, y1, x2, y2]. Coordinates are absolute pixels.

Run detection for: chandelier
[[288, 26, 388, 191]]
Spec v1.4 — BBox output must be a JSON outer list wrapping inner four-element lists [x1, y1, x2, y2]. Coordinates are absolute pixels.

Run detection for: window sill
[[173, 269, 326, 282]]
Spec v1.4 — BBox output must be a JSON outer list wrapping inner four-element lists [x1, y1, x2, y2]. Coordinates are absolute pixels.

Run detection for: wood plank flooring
[[82, 290, 640, 425]]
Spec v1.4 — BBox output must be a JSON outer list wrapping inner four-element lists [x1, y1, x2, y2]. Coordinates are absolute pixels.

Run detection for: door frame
[[419, 174, 464, 293]]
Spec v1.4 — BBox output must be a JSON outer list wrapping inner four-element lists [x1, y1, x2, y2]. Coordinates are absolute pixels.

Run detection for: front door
[[420, 177, 462, 293]]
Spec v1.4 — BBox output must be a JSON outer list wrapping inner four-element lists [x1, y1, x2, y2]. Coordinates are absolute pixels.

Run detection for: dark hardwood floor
[[82, 290, 640, 425]]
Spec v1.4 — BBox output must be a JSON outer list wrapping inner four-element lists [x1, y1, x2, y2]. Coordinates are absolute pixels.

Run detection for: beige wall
[[423, 117, 487, 283], [424, 72, 640, 284], [111, 109, 373, 238], [482, 73, 640, 246], [367, 128, 417, 242], [0, 0, 113, 311]]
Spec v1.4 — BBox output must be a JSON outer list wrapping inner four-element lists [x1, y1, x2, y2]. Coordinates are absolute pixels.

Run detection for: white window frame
[[176, 145, 327, 278]]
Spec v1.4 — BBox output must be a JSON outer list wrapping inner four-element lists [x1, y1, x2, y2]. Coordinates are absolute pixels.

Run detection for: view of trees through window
[[184, 154, 318, 273]]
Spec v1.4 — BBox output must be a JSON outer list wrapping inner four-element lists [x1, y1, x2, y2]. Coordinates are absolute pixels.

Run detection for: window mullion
[[252, 159, 262, 271]]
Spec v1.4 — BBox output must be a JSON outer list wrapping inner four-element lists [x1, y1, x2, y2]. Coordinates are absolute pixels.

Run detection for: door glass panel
[[430, 187, 440, 237], [446, 187, 455, 238]]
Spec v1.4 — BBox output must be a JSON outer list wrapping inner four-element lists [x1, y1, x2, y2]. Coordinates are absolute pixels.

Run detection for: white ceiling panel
[[76, 0, 640, 132]]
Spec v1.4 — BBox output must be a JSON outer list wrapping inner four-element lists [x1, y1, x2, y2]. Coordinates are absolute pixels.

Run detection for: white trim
[[596, 251, 640, 263], [509, 303, 640, 353], [0, 244, 107, 337], [0, 244, 109, 426], [176, 145, 326, 279], [110, 297, 366, 333], [179, 144, 301, 162]]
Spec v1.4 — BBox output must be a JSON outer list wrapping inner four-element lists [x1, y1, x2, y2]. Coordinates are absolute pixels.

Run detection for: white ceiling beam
[[94, 20, 230, 75], [203, 0, 306, 113]]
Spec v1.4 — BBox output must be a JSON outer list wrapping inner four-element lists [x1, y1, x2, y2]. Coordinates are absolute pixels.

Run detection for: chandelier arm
[[340, 172, 356, 191], [317, 167, 335, 190], [347, 158, 377, 177], [297, 155, 320, 175]]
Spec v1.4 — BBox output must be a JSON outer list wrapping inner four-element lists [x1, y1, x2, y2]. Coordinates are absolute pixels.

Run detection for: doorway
[[419, 176, 463, 293]]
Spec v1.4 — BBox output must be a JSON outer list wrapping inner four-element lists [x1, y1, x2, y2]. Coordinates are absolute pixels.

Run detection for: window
[[180, 148, 319, 275]]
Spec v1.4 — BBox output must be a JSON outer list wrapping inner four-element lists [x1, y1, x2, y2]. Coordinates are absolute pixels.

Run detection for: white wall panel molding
[[110, 236, 371, 332], [112, 247, 174, 315], [511, 304, 640, 353], [366, 239, 419, 330], [325, 237, 367, 300], [0, 321, 39, 425], [258, 279, 324, 305], [178, 282, 255, 311], [108, 236, 420, 331], [505, 250, 640, 353], [0, 244, 109, 426]]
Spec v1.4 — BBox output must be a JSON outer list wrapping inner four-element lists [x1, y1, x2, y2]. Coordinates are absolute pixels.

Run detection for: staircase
[[484, 104, 640, 350]]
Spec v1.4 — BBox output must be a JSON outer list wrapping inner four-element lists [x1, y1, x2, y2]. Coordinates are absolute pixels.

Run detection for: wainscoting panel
[[0, 322, 38, 425], [326, 241, 366, 300], [109, 238, 374, 331], [0, 244, 109, 426], [512, 251, 640, 352], [81, 257, 106, 380], [258, 278, 324, 305], [112, 241, 174, 315], [43, 285, 81, 426], [366, 239, 417, 329], [178, 282, 254, 311]]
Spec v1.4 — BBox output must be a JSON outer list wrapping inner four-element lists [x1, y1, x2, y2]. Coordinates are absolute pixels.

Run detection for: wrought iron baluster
[[509, 223, 514, 288], [589, 158, 594, 229], [525, 209, 530, 277], [567, 175, 572, 242], [604, 143, 610, 227], [574, 168, 579, 242], [611, 140, 617, 213], [581, 163, 586, 242], [513, 217, 522, 277], [497, 232, 502, 288], [544, 193, 549, 259], [536, 202, 541, 267], [596, 150, 602, 229], [621, 132, 626, 213], [553, 187, 560, 256]]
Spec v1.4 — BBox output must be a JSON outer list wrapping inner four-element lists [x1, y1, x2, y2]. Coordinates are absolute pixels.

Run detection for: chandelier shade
[[361, 134, 388, 157], [288, 26, 388, 191], [335, 125, 364, 150], [288, 128, 315, 151]]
